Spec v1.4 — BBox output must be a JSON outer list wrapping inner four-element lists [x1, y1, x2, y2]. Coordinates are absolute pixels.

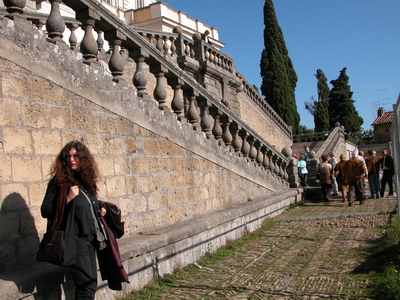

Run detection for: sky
[[159, 0, 400, 131]]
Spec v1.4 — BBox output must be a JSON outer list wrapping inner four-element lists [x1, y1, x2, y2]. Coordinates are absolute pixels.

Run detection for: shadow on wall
[[0, 192, 75, 299]]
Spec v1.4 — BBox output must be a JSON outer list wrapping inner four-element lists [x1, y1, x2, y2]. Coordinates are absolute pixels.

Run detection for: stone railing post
[[150, 64, 168, 110], [210, 108, 223, 141], [240, 130, 250, 158], [46, 0, 65, 43], [67, 23, 79, 50], [4, 0, 26, 19], [198, 99, 212, 138], [168, 77, 185, 120], [231, 124, 242, 153], [77, 8, 99, 64], [221, 116, 233, 147], [130, 49, 150, 99], [187, 93, 200, 131], [105, 30, 126, 82]]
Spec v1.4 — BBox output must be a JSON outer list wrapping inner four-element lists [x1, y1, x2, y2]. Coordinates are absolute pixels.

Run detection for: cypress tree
[[314, 69, 330, 132], [329, 67, 363, 134], [260, 0, 300, 133]]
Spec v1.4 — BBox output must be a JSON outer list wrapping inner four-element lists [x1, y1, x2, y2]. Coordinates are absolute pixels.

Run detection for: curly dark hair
[[50, 141, 99, 195]]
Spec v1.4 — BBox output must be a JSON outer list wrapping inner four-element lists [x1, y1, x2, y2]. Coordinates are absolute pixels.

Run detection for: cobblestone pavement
[[153, 196, 398, 300]]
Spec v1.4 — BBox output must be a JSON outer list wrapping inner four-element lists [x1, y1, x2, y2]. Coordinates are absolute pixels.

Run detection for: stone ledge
[[0, 188, 302, 300]]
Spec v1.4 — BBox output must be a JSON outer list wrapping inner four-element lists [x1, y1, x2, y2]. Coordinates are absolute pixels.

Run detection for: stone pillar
[[282, 147, 299, 188]]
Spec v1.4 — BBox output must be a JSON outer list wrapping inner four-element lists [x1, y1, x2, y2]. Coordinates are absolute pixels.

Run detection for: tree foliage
[[329, 67, 363, 134], [260, 0, 300, 133], [304, 69, 330, 132]]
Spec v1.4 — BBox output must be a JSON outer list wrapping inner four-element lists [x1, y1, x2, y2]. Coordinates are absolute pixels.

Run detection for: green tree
[[304, 69, 330, 132], [260, 0, 300, 133], [329, 67, 363, 134], [314, 69, 330, 132]]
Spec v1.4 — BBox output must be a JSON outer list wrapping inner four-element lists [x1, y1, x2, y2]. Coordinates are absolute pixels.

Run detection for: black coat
[[97, 201, 129, 290]]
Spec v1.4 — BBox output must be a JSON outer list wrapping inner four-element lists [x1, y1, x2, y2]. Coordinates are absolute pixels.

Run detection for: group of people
[[316, 148, 394, 206]]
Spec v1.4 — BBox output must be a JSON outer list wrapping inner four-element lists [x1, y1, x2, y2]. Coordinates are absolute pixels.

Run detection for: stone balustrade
[[1, 0, 292, 184]]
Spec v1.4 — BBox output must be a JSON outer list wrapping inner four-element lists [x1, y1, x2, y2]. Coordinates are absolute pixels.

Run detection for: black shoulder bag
[[37, 184, 77, 266]]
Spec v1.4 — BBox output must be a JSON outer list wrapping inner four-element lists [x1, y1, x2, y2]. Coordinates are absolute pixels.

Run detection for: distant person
[[380, 148, 394, 198], [334, 154, 348, 203], [328, 152, 338, 196], [343, 149, 366, 206], [366, 150, 381, 199], [303, 145, 310, 160], [316, 154, 332, 202], [201, 30, 212, 45], [297, 155, 308, 187]]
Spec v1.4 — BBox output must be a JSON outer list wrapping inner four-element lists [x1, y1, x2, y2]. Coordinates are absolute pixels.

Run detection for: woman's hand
[[66, 185, 79, 203], [99, 207, 107, 217]]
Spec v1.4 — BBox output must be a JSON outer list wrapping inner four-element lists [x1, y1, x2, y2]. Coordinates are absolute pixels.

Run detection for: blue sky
[[160, 0, 400, 131]]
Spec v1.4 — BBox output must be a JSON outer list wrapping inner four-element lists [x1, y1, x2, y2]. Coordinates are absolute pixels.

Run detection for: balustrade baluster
[[187, 94, 200, 130], [105, 30, 126, 82], [274, 156, 280, 175], [150, 64, 168, 110], [282, 162, 289, 180], [240, 131, 250, 158], [67, 23, 78, 50], [163, 36, 169, 54], [4, 0, 26, 19], [232, 125, 242, 152], [268, 151, 275, 172], [169, 37, 176, 56], [156, 35, 163, 52], [46, 0, 65, 43], [96, 29, 104, 52], [204, 47, 210, 61], [262, 148, 269, 169], [211, 109, 223, 140], [77, 9, 100, 64], [256, 142, 263, 166], [131, 49, 149, 98], [190, 45, 195, 58], [198, 99, 212, 138], [222, 117, 233, 146], [168, 78, 184, 120], [248, 137, 257, 162], [184, 41, 190, 56]]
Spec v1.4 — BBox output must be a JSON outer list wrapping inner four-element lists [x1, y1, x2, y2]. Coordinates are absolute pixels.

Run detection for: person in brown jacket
[[334, 154, 348, 203], [316, 154, 333, 202], [343, 149, 366, 206], [366, 150, 382, 199]]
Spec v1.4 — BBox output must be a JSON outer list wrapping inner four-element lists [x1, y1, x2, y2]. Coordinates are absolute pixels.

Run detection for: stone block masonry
[[0, 16, 296, 299]]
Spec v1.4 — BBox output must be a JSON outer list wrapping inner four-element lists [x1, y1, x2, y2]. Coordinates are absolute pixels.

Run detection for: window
[[136, 0, 144, 8]]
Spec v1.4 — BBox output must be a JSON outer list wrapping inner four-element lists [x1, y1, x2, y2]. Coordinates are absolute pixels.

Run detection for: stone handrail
[[292, 131, 332, 143], [236, 71, 292, 138], [2, 0, 291, 184], [121, 25, 291, 140], [314, 124, 345, 159]]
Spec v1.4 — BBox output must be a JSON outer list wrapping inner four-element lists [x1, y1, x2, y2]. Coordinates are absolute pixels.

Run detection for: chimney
[[377, 107, 385, 117]]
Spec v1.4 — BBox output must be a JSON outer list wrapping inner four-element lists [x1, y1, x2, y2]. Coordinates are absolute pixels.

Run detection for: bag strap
[[80, 189, 107, 246]]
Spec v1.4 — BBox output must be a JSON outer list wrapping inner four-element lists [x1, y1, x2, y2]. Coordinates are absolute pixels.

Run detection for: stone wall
[[0, 15, 291, 275]]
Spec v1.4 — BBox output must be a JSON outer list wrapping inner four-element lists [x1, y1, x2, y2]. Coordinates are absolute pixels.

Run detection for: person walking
[[334, 154, 348, 203], [343, 149, 366, 206], [328, 152, 339, 196], [380, 148, 394, 198], [366, 150, 381, 199], [297, 155, 308, 187], [316, 154, 333, 202]]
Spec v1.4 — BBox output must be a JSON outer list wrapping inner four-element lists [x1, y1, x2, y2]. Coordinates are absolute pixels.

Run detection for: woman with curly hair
[[41, 141, 106, 299]]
